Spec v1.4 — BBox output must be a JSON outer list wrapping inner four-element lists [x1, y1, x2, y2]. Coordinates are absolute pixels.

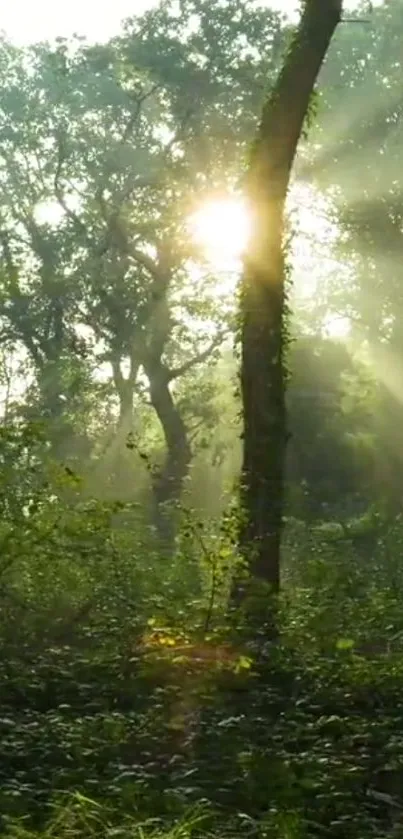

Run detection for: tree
[[303, 0, 403, 517], [0, 1, 288, 551], [287, 334, 375, 521], [238, 0, 343, 594]]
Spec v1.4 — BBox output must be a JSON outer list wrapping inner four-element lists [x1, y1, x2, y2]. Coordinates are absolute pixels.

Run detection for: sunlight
[[34, 194, 81, 227], [34, 200, 65, 227], [190, 197, 251, 268], [1, 0, 382, 45], [189, 184, 346, 314], [323, 314, 351, 340]]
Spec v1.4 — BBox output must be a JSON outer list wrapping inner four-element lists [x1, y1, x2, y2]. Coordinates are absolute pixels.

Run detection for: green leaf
[[336, 638, 354, 651]]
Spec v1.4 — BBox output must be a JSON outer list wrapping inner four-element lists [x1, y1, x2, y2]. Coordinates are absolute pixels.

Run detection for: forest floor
[[1, 613, 403, 839]]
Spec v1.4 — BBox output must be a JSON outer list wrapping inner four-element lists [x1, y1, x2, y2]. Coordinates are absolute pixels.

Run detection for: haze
[[1, 0, 376, 44]]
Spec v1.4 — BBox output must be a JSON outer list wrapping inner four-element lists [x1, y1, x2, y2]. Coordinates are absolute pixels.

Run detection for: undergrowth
[[1, 445, 403, 839]]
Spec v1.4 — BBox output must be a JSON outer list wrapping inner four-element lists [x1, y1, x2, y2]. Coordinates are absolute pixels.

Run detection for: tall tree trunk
[[145, 359, 191, 555], [239, 0, 342, 592]]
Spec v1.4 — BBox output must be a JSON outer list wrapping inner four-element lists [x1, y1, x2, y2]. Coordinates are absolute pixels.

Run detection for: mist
[[1, 1, 403, 837]]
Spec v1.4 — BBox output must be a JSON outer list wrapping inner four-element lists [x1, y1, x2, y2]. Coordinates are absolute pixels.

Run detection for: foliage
[[287, 334, 376, 519], [1, 418, 403, 839], [2, 2, 403, 839], [0, 0, 286, 524]]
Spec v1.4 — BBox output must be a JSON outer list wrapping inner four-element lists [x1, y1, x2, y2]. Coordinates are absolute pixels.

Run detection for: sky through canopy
[[1, 0, 371, 45]]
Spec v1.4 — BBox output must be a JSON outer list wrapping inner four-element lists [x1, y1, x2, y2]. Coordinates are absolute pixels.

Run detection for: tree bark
[[239, 0, 343, 591], [145, 358, 191, 555], [112, 353, 140, 436]]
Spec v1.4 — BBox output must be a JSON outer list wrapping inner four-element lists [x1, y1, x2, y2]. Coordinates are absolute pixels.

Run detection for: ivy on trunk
[[239, 0, 343, 594]]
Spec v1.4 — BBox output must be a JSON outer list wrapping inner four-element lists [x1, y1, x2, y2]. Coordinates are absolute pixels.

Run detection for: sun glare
[[191, 197, 251, 268], [189, 187, 351, 342], [324, 314, 351, 340]]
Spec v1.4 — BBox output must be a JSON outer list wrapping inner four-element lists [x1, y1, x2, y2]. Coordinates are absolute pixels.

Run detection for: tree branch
[[128, 244, 163, 281], [167, 333, 224, 382], [121, 82, 161, 144], [54, 134, 92, 242]]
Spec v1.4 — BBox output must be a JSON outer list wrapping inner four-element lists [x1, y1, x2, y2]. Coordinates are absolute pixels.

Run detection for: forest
[[1, 0, 403, 836]]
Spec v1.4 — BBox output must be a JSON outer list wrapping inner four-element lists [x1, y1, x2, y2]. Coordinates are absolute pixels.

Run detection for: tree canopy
[[2, 2, 403, 837]]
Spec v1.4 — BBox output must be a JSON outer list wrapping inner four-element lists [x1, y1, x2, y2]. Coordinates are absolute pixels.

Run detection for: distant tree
[[287, 335, 375, 520], [303, 0, 403, 517], [0, 1, 288, 551]]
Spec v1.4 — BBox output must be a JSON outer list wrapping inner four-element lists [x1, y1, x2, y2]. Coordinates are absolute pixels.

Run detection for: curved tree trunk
[[145, 358, 191, 555], [238, 0, 343, 595]]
